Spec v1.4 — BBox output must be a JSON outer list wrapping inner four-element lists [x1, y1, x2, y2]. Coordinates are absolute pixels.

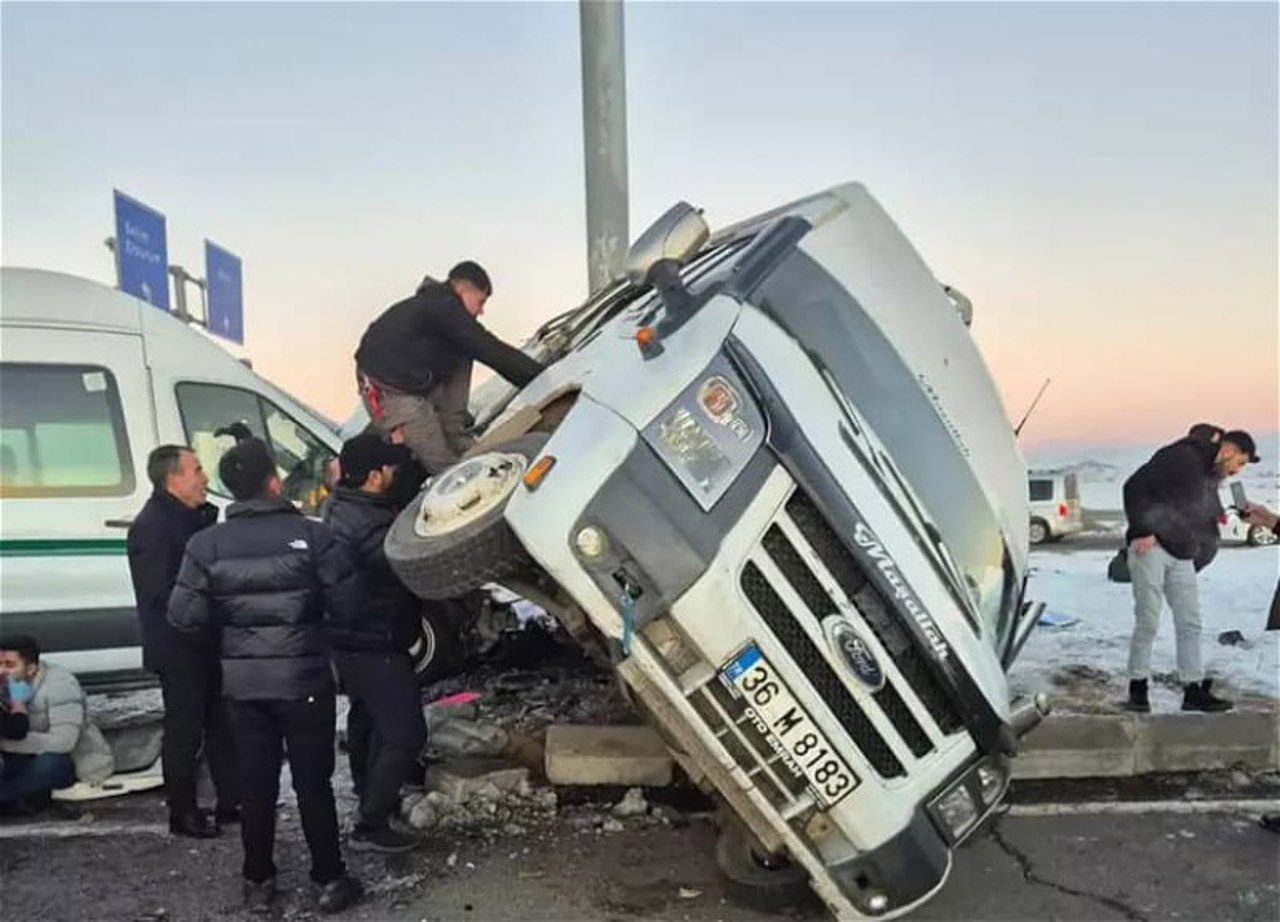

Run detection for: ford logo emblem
[[822, 615, 885, 692]]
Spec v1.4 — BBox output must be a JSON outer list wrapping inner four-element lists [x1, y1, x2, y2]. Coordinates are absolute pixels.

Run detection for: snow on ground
[[1011, 544, 1280, 712]]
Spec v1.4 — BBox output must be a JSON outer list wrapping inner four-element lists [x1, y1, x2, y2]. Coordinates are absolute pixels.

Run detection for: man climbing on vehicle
[[354, 262, 544, 474]]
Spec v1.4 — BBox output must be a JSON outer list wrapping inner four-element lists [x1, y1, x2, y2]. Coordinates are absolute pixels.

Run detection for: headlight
[[642, 356, 765, 510], [975, 761, 1005, 806], [934, 784, 978, 838]]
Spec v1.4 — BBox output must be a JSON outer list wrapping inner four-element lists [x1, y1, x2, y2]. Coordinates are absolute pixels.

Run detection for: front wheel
[[385, 434, 549, 600], [714, 822, 816, 913]]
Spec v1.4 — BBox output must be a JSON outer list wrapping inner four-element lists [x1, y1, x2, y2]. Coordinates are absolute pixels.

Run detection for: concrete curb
[[1012, 711, 1280, 780]]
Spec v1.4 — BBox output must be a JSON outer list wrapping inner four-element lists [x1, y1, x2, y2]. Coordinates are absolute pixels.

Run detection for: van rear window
[[0, 363, 134, 497]]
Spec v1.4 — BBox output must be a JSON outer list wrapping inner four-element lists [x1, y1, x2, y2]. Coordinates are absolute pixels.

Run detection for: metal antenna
[[1014, 378, 1051, 437]]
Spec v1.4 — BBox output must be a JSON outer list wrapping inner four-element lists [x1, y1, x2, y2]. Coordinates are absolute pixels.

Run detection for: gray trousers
[[1127, 542, 1203, 683], [360, 364, 475, 475]]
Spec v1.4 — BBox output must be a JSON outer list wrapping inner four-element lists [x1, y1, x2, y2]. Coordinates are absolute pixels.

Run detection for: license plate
[[721, 644, 858, 808]]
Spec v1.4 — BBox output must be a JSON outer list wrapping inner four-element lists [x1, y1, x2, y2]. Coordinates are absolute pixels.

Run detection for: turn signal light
[[523, 455, 556, 491]]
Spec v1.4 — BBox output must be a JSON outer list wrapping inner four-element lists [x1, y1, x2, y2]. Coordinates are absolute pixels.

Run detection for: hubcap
[[414, 452, 528, 538]]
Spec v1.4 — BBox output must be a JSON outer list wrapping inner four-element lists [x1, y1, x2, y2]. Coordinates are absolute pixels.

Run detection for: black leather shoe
[[243, 877, 276, 915], [214, 805, 241, 826], [316, 875, 363, 914], [169, 811, 220, 839]]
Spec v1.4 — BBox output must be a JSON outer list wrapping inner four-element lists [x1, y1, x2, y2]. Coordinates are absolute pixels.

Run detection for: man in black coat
[[1122, 428, 1258, 713], [354, 260, 544, 474], [126, 445, 237, 838], [168, 439, 364, 915], [323, 434, 427, 854]]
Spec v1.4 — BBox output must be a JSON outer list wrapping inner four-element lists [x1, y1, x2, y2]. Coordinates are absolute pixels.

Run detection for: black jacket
[[126, 491, 219, 672], [354, 282, 544, 395], [322, 486, 420, 653], [167, 498, 362, 701], [1123, 437, 1222, 566]]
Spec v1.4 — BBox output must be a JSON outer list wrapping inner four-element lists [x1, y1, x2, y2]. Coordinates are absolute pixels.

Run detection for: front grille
[[761, 525, 934, 758], [741, 562, 905, 778], [784, 493, 964, 734]]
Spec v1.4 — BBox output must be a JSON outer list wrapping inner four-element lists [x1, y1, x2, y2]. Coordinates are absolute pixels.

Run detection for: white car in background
[[1027, 469, 1083, 545]]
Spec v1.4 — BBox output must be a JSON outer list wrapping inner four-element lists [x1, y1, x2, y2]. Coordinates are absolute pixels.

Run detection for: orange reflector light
[[523, 455, 557, 491], [635, 326, 656, 348]]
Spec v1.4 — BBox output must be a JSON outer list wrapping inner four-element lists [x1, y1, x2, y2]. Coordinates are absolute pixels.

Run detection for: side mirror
[[943, 285, 973, 328], [623, 202, 710, 286]]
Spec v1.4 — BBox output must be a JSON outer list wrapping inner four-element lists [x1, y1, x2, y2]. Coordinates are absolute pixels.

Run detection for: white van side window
[[175, 382, 335, 515], [0, 363, 134, 497], [1028, 479, 1054, 502]]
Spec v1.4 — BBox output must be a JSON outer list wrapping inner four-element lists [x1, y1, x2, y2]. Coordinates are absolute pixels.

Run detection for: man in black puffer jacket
[[323, 433, 427, 855], [168, 439, 364, 915]]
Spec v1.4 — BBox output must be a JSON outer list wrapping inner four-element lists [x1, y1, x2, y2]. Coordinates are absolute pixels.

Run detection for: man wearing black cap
[[354, 261, 545, 474], [1122, 428, 1259, 713], [323, 433, 427, 854], [168, 438, 364, 914]]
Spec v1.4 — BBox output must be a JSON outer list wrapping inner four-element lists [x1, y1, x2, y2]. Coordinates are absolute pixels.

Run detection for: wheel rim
[[1029, 522, 1047, 544], [413, 452, 528, 538], [411, 615, 437, 673], [1253, 527, 1278, 547]]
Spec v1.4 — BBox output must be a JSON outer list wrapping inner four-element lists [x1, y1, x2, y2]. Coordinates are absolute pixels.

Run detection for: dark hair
[[147, 444, 191, 492], [447, 260, 492, 296], [218, 438, 277, 502], [0, 634, 40, 665]]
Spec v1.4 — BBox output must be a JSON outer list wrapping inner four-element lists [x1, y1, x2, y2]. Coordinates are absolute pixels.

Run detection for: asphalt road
[[2, 795, 1276, 922]]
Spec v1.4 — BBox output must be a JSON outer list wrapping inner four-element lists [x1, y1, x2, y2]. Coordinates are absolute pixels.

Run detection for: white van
[[380, 184, 1048, 919], [0, 268, 342, 688], [1027, 469, 1082, 545]]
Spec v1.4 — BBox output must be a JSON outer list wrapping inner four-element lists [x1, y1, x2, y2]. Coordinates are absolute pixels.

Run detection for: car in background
[[1027, 469, 1082, 545]]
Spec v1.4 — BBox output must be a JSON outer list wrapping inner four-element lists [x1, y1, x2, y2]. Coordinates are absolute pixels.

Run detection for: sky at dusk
[[3, 1, 1276, 459]]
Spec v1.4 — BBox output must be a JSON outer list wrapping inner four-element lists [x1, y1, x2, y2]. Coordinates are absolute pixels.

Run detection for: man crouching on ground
[[168, 438, 364, 914], [0, 635, 113, 813], [323, 433, 427, 854]]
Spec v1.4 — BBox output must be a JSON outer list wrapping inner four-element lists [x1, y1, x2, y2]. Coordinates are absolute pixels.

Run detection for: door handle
[[104, 518, 134, 529]]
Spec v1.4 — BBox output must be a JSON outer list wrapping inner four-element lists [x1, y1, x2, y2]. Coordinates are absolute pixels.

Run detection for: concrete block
[[1134, 711, 1280, 774], [1012, 715, 1138, 780], [425, 758, 529, 801], [544, 724, 673, 787]]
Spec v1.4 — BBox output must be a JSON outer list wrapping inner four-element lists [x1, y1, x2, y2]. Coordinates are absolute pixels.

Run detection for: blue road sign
[[205, 241, 244, 345], [113, 190, 169, 310]]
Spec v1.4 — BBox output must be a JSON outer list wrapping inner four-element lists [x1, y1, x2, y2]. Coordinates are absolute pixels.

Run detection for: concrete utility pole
[[579, 0, 630, 293]]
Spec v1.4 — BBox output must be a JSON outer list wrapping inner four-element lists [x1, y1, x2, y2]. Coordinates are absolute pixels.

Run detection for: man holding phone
[[1122, 428, 1259, 713]]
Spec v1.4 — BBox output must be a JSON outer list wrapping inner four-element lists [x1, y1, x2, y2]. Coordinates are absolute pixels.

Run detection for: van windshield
[[750, 251, 1018, 652]]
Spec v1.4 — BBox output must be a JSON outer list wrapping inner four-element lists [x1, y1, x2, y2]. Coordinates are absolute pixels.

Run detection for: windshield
[[750, 251, 1017, 651]]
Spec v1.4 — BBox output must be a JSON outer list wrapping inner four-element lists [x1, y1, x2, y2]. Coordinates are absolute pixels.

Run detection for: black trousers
[[158, 656, 238, 817], [336, 651, 427, 830], [225, 695, 344, 885]]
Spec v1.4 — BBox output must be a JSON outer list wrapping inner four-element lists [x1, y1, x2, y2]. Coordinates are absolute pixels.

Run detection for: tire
[[714, 822, 817, 914], [409, 600, 468, 686], [1029, 518, 1050, 546], [1248, 525, 1278, 548], [385, 433, 549, 600]]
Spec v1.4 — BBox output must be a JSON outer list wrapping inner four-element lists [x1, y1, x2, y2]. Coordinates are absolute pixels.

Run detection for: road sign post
[[112, 190, 170, 310], [204, 241, 244, 345]]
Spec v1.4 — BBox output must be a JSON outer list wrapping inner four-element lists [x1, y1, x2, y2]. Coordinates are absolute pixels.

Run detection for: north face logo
[[288, 539, 308, 550]]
